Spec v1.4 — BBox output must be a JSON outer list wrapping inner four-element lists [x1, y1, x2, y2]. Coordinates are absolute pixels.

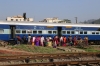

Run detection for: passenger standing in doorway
[[27, 34, 31, 44]]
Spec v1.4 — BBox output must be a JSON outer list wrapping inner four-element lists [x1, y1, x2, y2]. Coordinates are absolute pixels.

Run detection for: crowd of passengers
[[16, 34, 89, 48]]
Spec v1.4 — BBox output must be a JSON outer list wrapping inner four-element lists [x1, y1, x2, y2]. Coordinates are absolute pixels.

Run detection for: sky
[[0, 0, 100, 23]]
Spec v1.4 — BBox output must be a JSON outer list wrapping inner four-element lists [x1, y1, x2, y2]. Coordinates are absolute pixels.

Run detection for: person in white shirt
[[41, 35, 44, 46], [60, 36, 63, 46], [28, 34, 31, 44]]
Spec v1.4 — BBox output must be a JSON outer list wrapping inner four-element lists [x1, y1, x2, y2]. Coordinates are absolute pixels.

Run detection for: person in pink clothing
[[32, 36, 36, 46], [53, 36, 59, 48]]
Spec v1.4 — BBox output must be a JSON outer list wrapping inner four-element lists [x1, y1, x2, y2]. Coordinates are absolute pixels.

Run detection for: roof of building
[[0, 21, 100, 27]]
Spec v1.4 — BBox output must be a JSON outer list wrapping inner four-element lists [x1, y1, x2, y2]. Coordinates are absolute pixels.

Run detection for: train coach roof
[[0, 21, 100, 27]]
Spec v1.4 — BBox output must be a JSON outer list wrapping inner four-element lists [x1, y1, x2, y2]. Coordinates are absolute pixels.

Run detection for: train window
[[0, 29, 4, 34], [16, 30, 20, 33], [38, 31, 42, 34], [71, 31, 74, 34], [11, 19, 13, 21], [53, 31, 56, 34], [33, 31, 37, 34], [80, 31, 83, 34], [96, 32, 99, 34], [84, 31, 87, 34], [16, 19, 18, 21], [67, 31, 70, 34], [27, 30, 32, 34], [48, 31, 52, 34], [92, 32, 95, 34], [62, 31, 66, 34], [22, 30, 26, 33]]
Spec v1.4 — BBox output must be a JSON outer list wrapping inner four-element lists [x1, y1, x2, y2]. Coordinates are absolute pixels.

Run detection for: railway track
[[0, 52, 100, 66], [3, 60, 100, 66]]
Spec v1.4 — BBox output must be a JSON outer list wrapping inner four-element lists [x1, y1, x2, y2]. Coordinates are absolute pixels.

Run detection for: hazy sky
[[0, 0, 100, 23]]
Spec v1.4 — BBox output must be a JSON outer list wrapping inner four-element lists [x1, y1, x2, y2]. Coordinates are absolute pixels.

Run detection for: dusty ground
[[0, 46, 33, 55]]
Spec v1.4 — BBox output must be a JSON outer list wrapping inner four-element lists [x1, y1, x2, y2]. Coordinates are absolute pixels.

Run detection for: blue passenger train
[[0, 24, 100, 44]]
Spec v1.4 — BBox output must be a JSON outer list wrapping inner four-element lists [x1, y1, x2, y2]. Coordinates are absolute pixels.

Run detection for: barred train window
[[67, 31, 70, 34], [27, 30, 32, 33], [11, 19, 13, 21], [62, 31, 66, 34], [84, 31, 87, 34], [0, 29, 4, 34], [96, 32, 99, 34], [33, 31, 37, 34], [53, 31, 56, 34], [92, 32, 95, 34], [22, 30, 26, 33], [38, 31, 42, 34], [80, 31, 83, 34], [16, 30, 20, 33], [48, 31, 52, 34], [71, 31, 74, 34]]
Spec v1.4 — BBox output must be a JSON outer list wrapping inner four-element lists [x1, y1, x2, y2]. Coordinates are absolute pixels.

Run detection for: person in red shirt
[[53, 36, 59, 48], [16, 35, 21, 44], [73, 36, 77, 46], [63, 36, 67, 46]]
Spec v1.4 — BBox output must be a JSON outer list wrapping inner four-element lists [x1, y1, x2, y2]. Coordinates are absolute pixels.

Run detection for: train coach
[[0, 21, 100, 44]]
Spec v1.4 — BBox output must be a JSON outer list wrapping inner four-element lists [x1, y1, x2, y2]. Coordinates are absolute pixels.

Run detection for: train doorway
[[9, 25, 16, 44], [57, 27, 62, 37], [10, 25, 16, 39]]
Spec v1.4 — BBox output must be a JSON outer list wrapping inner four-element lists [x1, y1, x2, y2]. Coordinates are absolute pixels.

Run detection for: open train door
[[57, 27, 62, 38], [9, 25, 16, 45]]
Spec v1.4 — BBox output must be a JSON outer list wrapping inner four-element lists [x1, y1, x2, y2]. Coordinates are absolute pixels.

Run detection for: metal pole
[[75, 17, 77, 23]]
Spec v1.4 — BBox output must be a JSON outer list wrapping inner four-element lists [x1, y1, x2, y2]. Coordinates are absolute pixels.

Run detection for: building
[[6, 14, 33, 22], [40, 17, 63, 23]]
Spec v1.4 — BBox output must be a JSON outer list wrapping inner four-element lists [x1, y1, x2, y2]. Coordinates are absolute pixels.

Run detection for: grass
[[76, 46, 100, 52], [10, 44, 66, 54]]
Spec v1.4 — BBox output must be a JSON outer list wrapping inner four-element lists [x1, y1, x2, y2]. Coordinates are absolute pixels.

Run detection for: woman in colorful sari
[[32, 36, 36, 46], [84, 36, 88, 46], [73, 36, 77, 46], [53, 36, 59, 48], [35, 36, 40, 46], [85, 36, 88, 46], [63, 36, 67, 46]]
